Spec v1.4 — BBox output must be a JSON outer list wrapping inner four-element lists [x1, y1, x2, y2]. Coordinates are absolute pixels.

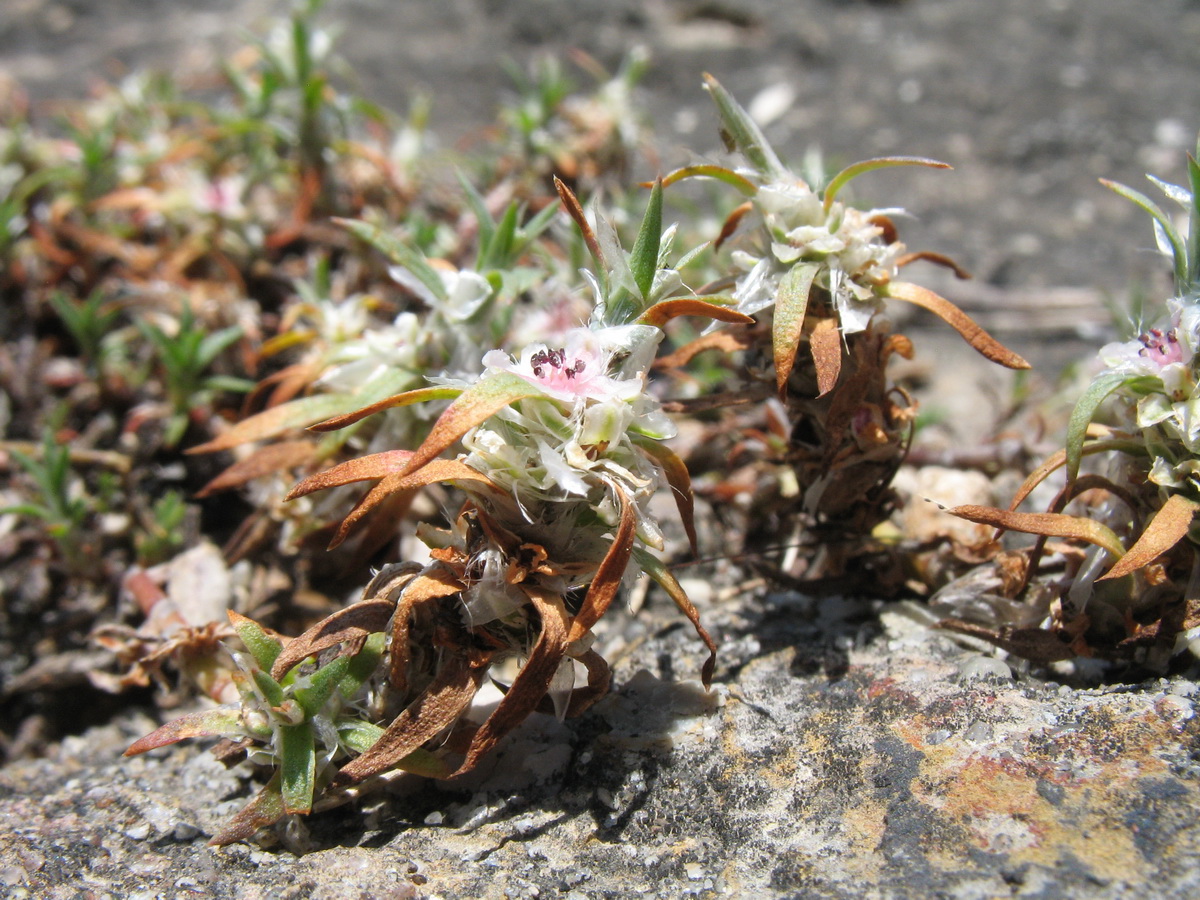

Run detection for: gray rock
[[3, 610, 1199, 899]]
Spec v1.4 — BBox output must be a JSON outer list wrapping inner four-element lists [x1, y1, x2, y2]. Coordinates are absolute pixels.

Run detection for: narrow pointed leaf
[[307, 386, 463, 433], [632, 547, 717, 686], [823, 157, 950, 213], [326, 460, 502, 548], [715, 200, 755, 250], [285, 450, 416, 500], [1065, 373, 1141, 483], [1099, 494, 1200, 581], [388, 566, 466, 693], [1007, 438, 1145, 512], [561, 649, 612, 718], [388, 372, 548, 481], [633, 436, 698, 556], [554, 176, 603, 268], [188, 393, 360, 454], [949, 505, 1127, 559], [771, 263, 819, 396], [1100, 178, 1188, 284], [124, 708, 244, 756], [294, 655, 352, 717], [638, 298, 755, 328], [1187, 153, 1200, 286], [195, 441, 316, 497], [209, 774, 285, 846], [567, 488, 636, 643], [657, 165, 758, 195], [885, 281, 1030, 369], [251, 669, 285, 708], [702, 73, 785, 179], [810, 316, 843, 397], [629, 179, 663, 301], [279, 721, 316, 814], [335, 217, 447, 301], [228, 610, 283, 671]]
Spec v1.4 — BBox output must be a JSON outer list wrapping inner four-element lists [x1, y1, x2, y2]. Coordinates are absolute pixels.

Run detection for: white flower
[[388, 263, 492, 322]]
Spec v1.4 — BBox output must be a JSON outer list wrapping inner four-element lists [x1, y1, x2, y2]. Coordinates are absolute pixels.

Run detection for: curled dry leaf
[[885, 281, 1029, 370]]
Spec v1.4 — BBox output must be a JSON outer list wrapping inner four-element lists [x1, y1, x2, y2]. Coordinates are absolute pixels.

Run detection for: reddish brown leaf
[[189, 394, 358, 454], [885, 281, 1029, 369], [638, 298, 754, 328], [269, 598, 395, 681], [809, 316, 843, 398], [562, 649, 612, 718], [715, 200, 754, 250], [307, 386, 462, 433], [772, 263, 819, 398], [388, 565, 466, 694], [655, 330, 754, 370], [335, 652, 484, 784], [284, 450, 417, 500], [1007, 437, 1138, 513], [1099, 494, 1199, 581], [632, 548, 717, 686], [452, 587, 571, 775], [195, 441, 316, 498], [633, 438, 698, 557], [949, 505, 1126, 558], [124, 708, 244, 756], [554, 176, 604, 267], [324, 461, 502, 548], [566, 488, 636, 643], [209, 775, 286, 846], [895, 251, 971, 279]]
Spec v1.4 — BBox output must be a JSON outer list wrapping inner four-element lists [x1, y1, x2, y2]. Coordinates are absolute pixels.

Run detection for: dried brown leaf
[[633, 438, 698, 557], [452, 587, 571, 776], [566, 488, 636, 643], [335, 652, 483, 784], [949, 505, 1127, 558], [885, 281, 1029, 369], [638, 298, 754, 328], [195, 441, 316, 498], [269, 598, 395, 681], [809, 316, 843, 398], [1099, 494, 1199, 581]]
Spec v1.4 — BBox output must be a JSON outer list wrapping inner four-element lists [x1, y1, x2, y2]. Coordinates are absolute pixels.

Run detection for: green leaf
[[1101, 178, 1188, 286], [702, 74, 784, 179], [229, 611, 283, 672], [337, 719, 385, 754], [1187, 153, 1200, 287], [658, 164, 758, 196], [194, 325, 244, 368], [338, 632, 386, 699], [279, 721, 317, 814], [252, 669, 286, 708], [771, 263, 820, 396], [822, 156, 950, 212], [629, 179, 664, 303], [294, 655, 352, 717], [1065, 373, 1143, 483], [335, 217, 447, 302]]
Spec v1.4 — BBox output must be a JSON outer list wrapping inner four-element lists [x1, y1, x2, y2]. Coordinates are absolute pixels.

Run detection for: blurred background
[[2, 0, 1199, 305]]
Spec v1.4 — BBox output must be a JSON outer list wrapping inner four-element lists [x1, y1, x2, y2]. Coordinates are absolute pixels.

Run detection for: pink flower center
[[1140, 328, 1184, 366], [531, 347, 587, 381]]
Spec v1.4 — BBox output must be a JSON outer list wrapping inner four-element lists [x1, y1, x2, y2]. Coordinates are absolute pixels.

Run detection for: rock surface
[[3, 595, 1199, 898]]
